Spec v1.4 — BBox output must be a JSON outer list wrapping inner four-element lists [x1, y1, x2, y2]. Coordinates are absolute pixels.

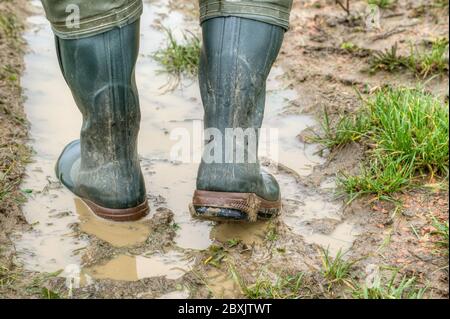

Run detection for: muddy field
[[0, 0, 448, 299]]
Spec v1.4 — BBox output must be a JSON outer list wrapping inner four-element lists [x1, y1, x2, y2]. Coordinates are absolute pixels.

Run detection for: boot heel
[[191, 190, 281, 223], [81, 197, 149, 222]]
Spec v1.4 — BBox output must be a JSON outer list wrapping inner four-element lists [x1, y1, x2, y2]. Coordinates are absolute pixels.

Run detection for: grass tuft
[[152, 27, 200, 77], [367, 0, 396, 9], [370, 43, 405, 73], [339, 155, 414, 202], [0, 13, 20, 38], [408, 38, 449, 78], [431, 216, 449, 249], [203, 245, 227, 268], [341, 41, 358, 52], [229, 264, 306, 299], [352, 271, 427, 299], [265, 223, 278, 242], [370, 39, 449, 78], [314, 87, 449, 200], [320, 248, 356, 285], [312, 106, 371, 149], [433, 0, 449, 8], [0, 262, 19, 289]]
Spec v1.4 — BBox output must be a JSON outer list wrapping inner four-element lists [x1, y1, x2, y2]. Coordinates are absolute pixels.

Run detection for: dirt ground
[[278, 0, 449, 298], [0, 0, 38, 298], [0, 0, 448, 299], [277, 0, 449, 298], [0, 0, 29, 242]]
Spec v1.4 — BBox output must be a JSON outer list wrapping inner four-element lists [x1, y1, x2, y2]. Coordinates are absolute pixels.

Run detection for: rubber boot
[[191, 17, 285, 223], [54, 20, 149, 221]]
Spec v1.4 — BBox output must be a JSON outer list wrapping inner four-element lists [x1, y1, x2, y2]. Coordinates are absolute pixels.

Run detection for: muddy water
[[205, 268, 241, 298], [74, 198, 151, 247], [85, 251, 193, 281], [211, 222, 269, 246], [17, 0, 357, 282]]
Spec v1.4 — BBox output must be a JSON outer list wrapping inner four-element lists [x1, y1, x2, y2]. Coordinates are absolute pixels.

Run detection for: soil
[[0, 0, 28, 240], [277, 0, 449, 298], [0, 0, 39, 298], [0, 0, 448, 299], [279, 1, 449, 298]]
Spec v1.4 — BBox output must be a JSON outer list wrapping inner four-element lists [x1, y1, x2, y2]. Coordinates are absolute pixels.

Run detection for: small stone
[[402, 210, 415, 217]]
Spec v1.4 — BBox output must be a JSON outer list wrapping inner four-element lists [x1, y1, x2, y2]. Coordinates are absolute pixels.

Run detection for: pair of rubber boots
[[55, 17, 284, 223]]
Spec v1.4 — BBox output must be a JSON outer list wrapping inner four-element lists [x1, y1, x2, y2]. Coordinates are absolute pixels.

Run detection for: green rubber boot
[[191, 17, 285, 223], [54, 20, 149, 221]]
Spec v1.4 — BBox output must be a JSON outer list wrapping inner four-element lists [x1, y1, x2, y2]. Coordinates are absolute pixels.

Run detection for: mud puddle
[[204, 268, 241, 299], [74, 198, 151, 247], [85, 251, 193, 281], [16, 0, 356, 287]]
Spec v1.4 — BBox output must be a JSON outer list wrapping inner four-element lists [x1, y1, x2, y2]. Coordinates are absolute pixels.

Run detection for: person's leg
[[40, 0, 143, 40], [199, 0, 292, 30], [41, 1, 148, 221], [191, 16, 285, 222]]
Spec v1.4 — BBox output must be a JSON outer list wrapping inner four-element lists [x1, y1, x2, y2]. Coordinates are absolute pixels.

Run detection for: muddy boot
[[54, 20, 149, 221], [190, 17, 285, 223]]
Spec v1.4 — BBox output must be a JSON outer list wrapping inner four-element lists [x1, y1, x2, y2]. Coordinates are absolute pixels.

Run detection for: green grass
[[0, 12, 20, 38], [0, 261, 19, 290], [0, 8, 30, 209], [171, 222, 181, 231], [352, 271, 427, 299], [433, 0, 449, 8], [0, 256, 64, 298], [226, 238, 241, 248], [408, 38, 449, 78], [339, 154, 415, 202], [0, 144, 30, 205], [370, 43, 405, 73], [320, 248, 356, 286], [203, 245, 227, 268], [367, 89, 449, 176], [314, 87, 449, 201], [370, 39, 449, 78], [0, 64, 19, 83], [341, 41, 358, 52], [312, 106, 371, 149], [152, 27, 200, 77], [431, 216, 449, 249], [367, 0, 396, 9], [229, 264, 307, 299], [339, 42, 370, 56], [25, 269, 63, 296], [41, 287, 61, 299], [265, 224, 278, 242], [0, 10, 23, 52], [0, 12, 23, 86]]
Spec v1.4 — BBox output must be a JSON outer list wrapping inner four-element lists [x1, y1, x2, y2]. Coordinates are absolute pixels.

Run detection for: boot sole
[[190, 190, 281, 223], [81, 197, 149, 222]]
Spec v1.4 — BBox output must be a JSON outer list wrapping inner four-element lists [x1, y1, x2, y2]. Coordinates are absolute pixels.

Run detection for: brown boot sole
[[191, 190, 281, 222], [81, 197, 149, 222]]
